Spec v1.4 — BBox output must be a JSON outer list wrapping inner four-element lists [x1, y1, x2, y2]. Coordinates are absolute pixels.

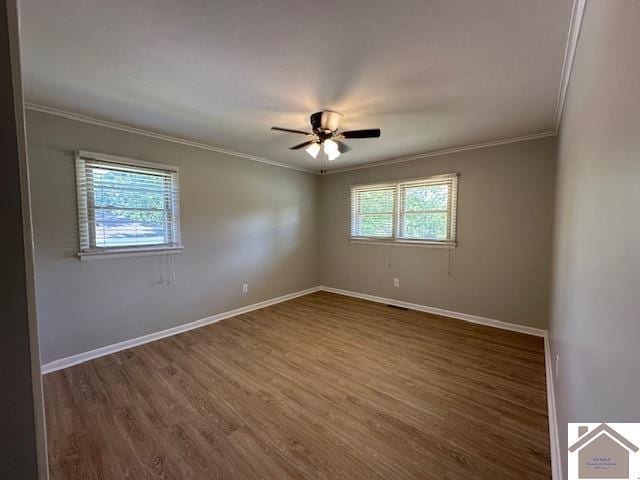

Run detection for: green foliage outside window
[[401, 185, 448, 240], [91, 167, 169, 246]]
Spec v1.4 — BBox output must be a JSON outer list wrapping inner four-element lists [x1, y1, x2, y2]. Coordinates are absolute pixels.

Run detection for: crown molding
[[28, 101, 558, 176], [324, 130, 557, 174], [24, 103, 316, 174], [553, 0, 587, 132]]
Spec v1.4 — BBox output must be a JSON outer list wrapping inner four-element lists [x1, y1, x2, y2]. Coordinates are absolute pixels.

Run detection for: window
[[350, 183, 397, 239], [75, 151, 182, 259], [350, 174, 458, 246]]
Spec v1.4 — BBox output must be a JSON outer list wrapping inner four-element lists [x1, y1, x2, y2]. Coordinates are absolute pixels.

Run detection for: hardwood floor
[[43, 291, 550, 479]]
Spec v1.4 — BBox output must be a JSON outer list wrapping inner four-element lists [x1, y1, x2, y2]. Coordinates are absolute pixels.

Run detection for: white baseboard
[[319, 286, 547, 337], [41, 286, 322, 374], [544, 333, 562, 480]]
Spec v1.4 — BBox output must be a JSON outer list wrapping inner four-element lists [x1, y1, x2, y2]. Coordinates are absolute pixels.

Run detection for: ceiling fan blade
[[290, 140, 316, 150], [341, 128, 381, 139], [271, 126, 312, 135], [335, 140, 351, 153]]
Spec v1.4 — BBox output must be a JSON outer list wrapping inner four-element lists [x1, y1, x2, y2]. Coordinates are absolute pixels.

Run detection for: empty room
[[2, 1, 639, 479]]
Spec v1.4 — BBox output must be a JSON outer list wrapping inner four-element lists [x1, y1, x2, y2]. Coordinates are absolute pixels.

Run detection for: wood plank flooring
[[43, 291, 551, 479]]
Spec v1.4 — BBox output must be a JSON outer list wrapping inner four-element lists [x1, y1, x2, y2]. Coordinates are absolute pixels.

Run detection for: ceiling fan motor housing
[[311, 110, 342, 134]]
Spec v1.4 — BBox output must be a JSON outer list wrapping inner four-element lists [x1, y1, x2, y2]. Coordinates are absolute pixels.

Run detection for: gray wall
[[550, 1, 640, 475], [319, 137, 557, 330], [27, 109, 320, 363]]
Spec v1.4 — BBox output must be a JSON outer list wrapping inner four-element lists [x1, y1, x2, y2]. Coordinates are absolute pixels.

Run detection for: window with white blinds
[[350, 183, 397, 238], [75, 151, 182, 258], [350, 174, 458, 245]]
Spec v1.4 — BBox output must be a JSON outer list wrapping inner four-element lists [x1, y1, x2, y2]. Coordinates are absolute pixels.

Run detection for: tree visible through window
[[350, 174, 458, 245], [76, 152, 181, 256], [399, 183, 449, 240]]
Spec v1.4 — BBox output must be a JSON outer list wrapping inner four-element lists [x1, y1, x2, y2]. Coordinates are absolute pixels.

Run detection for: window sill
[[349, 239, 456, 249], [78, 246, 183, 261]]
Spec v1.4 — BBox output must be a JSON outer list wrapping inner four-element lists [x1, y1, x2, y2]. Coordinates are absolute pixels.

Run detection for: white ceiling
[[20, 0, 572, 172]]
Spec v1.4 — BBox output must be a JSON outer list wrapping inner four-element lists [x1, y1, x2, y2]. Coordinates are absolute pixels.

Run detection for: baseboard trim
[[319, 286, 547, 337], [41, 286, 322, 374], [544, 333, 562, 480]]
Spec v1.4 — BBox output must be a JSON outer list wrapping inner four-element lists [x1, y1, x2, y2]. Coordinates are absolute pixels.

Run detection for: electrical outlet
[[242, 283, 248, 294], [393, 278, 400, 288], [555, 355, 559, 380]]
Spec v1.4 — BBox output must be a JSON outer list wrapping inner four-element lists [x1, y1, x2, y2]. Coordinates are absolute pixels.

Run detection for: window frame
[[75, 150, 183, 261], [349, 173, 458, 247]]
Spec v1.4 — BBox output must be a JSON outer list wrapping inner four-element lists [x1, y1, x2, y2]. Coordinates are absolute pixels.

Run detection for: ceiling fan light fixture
[[327, 150, 340, 161], [271, 110, 381, 164], [305, 142, 320, 159], [323, 139, 340, 161]]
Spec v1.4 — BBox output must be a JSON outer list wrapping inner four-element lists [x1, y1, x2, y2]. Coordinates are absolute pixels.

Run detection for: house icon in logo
[[569, 424, 639, 479]]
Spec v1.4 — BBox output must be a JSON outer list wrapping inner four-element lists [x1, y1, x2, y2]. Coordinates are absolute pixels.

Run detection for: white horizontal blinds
[[349, 174, 458, 245], [76, 153, 181, 252], [397, 174, 458, 242], [448, 175, 458, 242], [351, 183, 397, 238]]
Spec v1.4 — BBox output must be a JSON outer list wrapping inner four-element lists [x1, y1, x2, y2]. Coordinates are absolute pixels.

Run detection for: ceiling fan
[[271, 110, 381, 161]]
